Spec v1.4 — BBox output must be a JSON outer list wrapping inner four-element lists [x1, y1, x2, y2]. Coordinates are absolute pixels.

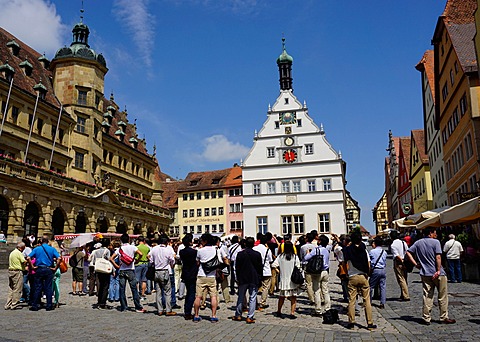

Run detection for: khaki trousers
[[269, 268, 278, 294], [258, 276, 272, 306], [312, 271, 331, 314], [5, 270, 23, 309], [347, 274, 373, 325], [393, 261, 410, 300], [304, 273, 315, 302], [421, 275, 449, 322]]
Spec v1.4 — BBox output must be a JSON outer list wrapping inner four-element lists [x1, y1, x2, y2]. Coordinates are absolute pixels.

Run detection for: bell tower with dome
[[49, 10, 108, 183]]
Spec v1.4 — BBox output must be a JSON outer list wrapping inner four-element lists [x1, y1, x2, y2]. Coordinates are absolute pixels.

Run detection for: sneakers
[[210, 317, 219, 323], [367, 324, 377, 330], [440, 318, 456, 324], [135, 308, 147, 313], [140, 297, 147, 301], [246, 317, 255, 324]]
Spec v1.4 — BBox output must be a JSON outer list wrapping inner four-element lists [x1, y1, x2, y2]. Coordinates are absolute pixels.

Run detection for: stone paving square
[[0, 259, 479, 341]]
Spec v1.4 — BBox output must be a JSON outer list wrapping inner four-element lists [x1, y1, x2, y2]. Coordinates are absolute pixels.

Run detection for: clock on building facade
[[279, 111, 296, 125], [283, 149, 297, 163]]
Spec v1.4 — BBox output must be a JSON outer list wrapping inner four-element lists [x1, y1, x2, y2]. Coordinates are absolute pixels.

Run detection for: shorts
[[135, 263, 148, 282], [72, 267, 83, 282], [195, 276, 217, 298]]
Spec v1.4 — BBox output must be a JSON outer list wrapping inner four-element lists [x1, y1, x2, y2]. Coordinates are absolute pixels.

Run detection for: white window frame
[[257, 216, 267, 234], [268, 182, 276, 194], [293, 180, 301, 192], [318, 213, 330, 233], [323, 179, 332, 191], [305, 144, 313, 155], [267, 147, 275, 158], [307, 179, 316, 192], [282, 181, 290, 193], [253, 183, 261, 195]]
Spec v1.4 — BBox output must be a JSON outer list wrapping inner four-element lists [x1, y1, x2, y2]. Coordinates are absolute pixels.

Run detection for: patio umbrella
[[439, 196, 480, 225], [69, 233, 94, 248]]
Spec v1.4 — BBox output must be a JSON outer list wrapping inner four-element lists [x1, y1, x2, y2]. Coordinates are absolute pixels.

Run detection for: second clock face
[[284, 137, 294, 146], [283, 149, 297, 163]]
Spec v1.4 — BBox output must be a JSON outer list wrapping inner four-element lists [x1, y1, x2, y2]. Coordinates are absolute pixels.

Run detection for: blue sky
[[0, 0, 448, 233]]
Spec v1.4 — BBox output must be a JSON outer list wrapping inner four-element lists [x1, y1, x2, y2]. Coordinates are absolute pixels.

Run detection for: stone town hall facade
[[0, 20, 171, 242], [242, 40, 350, 238]]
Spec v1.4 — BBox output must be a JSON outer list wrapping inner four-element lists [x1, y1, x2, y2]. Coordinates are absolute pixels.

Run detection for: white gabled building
[[242, 39, 348, 238]]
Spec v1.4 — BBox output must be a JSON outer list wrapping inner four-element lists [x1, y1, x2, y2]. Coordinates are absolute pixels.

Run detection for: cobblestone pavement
[[0, 259, 479, 341]]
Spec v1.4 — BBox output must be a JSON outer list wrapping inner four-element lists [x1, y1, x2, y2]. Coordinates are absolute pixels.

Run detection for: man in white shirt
[[110, 233, 145, 313], [149, 236, 177, 315], [253, 234, 273, 309], [443, 234, 464, 283], [193, 233, 222, 322], [390, 231, 410, 301]]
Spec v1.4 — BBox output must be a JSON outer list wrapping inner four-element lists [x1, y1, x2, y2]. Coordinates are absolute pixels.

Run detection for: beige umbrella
[[439, 196, 480, 225]]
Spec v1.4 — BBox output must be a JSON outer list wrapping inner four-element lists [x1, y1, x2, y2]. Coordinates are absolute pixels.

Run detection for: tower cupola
[[276, 37, 293, 91]]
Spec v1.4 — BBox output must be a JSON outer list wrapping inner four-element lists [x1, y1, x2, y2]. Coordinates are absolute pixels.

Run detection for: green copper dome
[[276, 37, 293, 64]]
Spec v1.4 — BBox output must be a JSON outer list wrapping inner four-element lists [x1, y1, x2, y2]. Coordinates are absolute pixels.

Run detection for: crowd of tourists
[[5, 227, 459, 329]]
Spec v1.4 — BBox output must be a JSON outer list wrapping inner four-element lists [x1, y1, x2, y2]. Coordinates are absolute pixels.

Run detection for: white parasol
[[69, 233, 95, 248]]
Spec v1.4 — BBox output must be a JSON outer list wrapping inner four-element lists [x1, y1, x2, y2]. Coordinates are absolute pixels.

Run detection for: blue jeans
[[22, 273, 30, 302], [119, 270, 142, 311], [447, 259, 462, 282], [235, 284, 258, 319], [369, 268, 386, 305], [109, 273, 120, 301], [31, 267, 54, 310], [184, 279, 196, 316]]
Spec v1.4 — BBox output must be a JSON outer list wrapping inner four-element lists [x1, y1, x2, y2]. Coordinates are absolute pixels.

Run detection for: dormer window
[[19, 59, 33, 77], [129, 137, 138, 149], [190, 180, 198, 186], [0, 62, 15, 82], [115, 129, 125, 142], [212, 178, 220, 185], [6, 40, 20, 56], [38, 54, 50, 69], [33, 82, 47, 100], [284, 98, 289, 104]]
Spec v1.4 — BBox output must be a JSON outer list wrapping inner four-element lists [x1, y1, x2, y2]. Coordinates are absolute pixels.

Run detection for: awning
[[417, 197, 480, 229]]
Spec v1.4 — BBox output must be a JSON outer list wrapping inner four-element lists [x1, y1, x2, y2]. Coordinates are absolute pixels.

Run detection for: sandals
[[193, 316, 202, 323], [210, 317, 219, 323]]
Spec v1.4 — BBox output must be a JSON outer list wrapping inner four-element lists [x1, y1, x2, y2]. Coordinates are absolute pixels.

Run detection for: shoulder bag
[[290, 255, 304, 285], [369, 250, 384, 276], [94, 249, 113, 274]]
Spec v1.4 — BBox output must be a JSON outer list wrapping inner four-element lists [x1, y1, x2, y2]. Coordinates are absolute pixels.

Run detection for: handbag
[[94, 250, 113, 274], [201, 250, 221, 274], [290, 256, 304, 285], [337, 263, 348, 279], [59, 258, 68, 274], [305, 248, 324, 274]]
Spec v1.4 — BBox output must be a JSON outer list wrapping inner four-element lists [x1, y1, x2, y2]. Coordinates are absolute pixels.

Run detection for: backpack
[[69, 252, 79, 267], [322, 309, 339, 324], [119, 247, 134, 266], [305, 248, 324, 274]]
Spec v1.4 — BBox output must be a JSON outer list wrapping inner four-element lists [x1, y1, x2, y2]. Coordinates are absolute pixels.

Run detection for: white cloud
[[200, 134, 250, 162], [113, 0, 155, 68], [0, 0, 66, 57]]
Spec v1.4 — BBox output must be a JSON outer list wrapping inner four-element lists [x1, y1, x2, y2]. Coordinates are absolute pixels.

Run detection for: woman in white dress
[[271, 241, 301, 319]]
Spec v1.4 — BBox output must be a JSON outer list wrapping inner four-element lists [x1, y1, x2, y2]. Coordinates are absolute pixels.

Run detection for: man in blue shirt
[[304, 234, 331, 316], [368, 237, 387, 309], [406, 227, 456, 325], [27, 236, 61, 311]]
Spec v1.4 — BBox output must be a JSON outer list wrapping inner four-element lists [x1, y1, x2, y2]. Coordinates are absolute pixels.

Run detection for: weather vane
[[80, 0, 84, 23]]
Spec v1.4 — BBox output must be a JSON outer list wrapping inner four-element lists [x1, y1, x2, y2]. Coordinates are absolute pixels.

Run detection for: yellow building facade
[[0, 22, 171, 242], [410, 130, 433, 214]]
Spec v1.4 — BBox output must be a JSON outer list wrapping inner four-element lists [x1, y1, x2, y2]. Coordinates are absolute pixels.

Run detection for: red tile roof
[[224, 165, 242, 187], [178, 168, 233, 192], [0, 28, 60, 110], [161, 179, 184, 209], [442, 0, 476, 24], [415, 50, 435, 103], [411, 129, 428, 164]]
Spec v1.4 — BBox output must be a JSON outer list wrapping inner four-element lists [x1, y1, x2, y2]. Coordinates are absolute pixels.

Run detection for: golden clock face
[[280, 111, 296, 125], [284, 137, 294, 146], [283, 149, 297, 163]]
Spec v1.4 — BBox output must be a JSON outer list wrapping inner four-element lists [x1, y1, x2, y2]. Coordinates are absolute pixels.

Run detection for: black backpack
[[69, 252, 79, 267], [305, 248, 324, 274], [322, 309, 339, 324]]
